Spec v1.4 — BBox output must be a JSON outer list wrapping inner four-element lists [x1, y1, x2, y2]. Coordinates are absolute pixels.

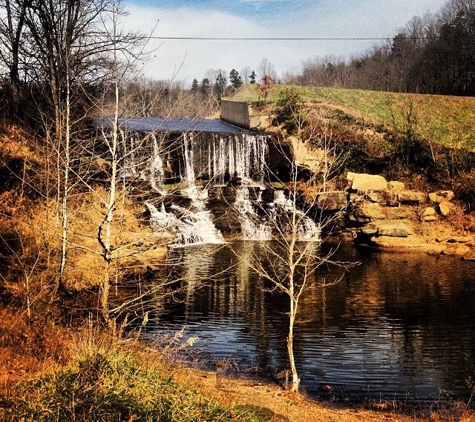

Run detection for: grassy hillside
[[231, 85, 475, 149]]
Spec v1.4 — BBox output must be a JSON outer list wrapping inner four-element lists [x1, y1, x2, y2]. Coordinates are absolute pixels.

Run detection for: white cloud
[[123, 0, 448, 84], [124, 4, 273, 82]]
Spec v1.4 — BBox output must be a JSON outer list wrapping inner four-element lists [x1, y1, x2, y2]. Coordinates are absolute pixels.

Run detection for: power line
[[145, 36, 394, 41]]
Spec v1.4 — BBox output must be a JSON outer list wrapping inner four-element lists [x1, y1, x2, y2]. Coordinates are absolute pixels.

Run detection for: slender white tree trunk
[[288, 292, 300, 392]]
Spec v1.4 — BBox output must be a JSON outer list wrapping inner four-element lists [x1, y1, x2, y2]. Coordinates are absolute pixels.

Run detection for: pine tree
[[229, 69, 242, 90]]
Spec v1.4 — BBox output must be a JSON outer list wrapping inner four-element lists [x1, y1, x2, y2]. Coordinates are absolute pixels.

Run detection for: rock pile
[[320, 172, 475, 260]]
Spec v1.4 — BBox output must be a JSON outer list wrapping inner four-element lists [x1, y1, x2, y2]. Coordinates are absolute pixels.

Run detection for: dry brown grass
[[0, 309, 69, 394], [131, 341, 475, 422], [1, 316, 474, 422]]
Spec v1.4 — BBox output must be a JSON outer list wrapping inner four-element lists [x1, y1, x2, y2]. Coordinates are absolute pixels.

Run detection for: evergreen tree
[[214, 72, 227, 100], [229, 69, 243, 90], [200, 78, 210, 95], [250, 70, 257, 84], [191, 78, 199, 91]]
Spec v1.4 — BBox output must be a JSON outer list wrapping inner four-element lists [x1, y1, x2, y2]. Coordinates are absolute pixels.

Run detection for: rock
[[316, 191, 348, 211], [376, 221, 414, 238], [442, 244, 471, 256], [370, 236, 409, 248], [365, 191, 396, 205], [421, 207, 437, 222], [429, 192, 444, 204], [360, 223, 378, 236], [360, 221, 414, 238], [440, 190, 455, 201], [461, 250, 475, 261], [438, 200, 454, 217], [359, 202, 387, 220], [447, 236, 472, 244], [365, 192, 380, 203], [347, 172, 387, 192], [397, 190, 428, 204], [387, 207, 412, 220], [429, 190, 455, 204], [388, 181, 405, 192], [370, 234, 421, 248]]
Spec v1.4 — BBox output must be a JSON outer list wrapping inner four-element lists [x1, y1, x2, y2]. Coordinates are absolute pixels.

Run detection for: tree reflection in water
[[143, 241, 475, 403]]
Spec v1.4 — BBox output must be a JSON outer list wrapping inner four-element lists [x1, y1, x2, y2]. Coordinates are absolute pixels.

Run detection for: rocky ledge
[[319, 172, 475, 261]]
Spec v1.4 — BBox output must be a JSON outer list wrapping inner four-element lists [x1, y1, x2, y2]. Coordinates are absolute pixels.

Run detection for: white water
[[235, 188, 272, 241], [273, 190, 321, 242], [144, 132, 319, 245], [147, 203, 224, 246], [150, 134, 166, 194], [204, 134, 268, 185]]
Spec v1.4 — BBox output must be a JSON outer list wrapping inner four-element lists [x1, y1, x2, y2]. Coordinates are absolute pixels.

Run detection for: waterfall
[[147, 203, 224, 246], [141, 130, 318, 245], [273, 190, 321, 242], [205, 134, 268, 185], [150, 134, 165, 193], [147, 133, 225, 246], [235, 188, 272, 241]]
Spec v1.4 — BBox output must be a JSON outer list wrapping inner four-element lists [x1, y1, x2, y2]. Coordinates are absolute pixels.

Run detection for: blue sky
[[123, 0, 449, 83]]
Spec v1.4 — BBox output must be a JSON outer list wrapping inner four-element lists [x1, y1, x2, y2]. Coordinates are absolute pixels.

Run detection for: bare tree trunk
[[98, 8, 121, 334], [288, 294, 300, 392], [58, 65, 71, 290]]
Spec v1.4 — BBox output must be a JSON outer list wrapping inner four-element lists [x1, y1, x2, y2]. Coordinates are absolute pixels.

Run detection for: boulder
[[429, 190, 455, 204], [358, 202, 387, 220], [387, 207, 412, 220], [360, 222, 378, 236], [461, 250, 475, 261], [447, 236, 472, 244], [421, 207, 437, 222], [388, 181, 405, 192], [347, 172, 387, 192], [316, 191, 348, 211], [376, 221, 414, 238], [365, 191, 396, 205], [429, 192, 444, 204], [442, 244, 471, 257], [438, 200, 454, 217], [397, 190, 427, 204], [440, 190, 455, 201]]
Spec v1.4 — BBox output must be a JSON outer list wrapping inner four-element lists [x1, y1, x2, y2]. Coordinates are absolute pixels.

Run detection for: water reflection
[[144, 241, 475, 402]]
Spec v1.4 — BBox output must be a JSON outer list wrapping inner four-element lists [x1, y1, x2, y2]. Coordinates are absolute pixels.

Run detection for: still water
[[143, 240, 475, 403]]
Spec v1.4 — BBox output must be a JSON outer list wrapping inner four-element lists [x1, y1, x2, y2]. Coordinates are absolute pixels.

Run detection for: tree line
[[286, 0, 475, 96]]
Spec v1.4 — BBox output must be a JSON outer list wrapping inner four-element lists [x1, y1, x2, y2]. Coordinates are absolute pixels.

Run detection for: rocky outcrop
[[316, 191, 348, 211], [347, 172, 387, 192], [319, 172, 475, 259]]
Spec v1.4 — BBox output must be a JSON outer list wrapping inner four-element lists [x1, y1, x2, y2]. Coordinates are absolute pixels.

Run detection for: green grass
[[5, 337, 266, 422], [237, 84, 475, 149]]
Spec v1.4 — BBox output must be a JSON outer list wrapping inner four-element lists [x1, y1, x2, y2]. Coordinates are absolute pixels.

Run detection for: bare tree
[[239, 115, 351, 393], [0, 0, 30, 116], [257, 58, 277, 80]]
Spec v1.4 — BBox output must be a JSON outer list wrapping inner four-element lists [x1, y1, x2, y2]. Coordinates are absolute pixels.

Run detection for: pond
[[140, 240, 475, 404]]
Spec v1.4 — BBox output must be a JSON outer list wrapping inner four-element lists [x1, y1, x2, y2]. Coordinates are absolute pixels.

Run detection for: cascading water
[[149, 133, 225, 246], [235, 188, 272, 241], [146, 202, 224, 246], [150, 134, 165, 194], [141, 130, 319, 245], [273, 190, 321, 242]]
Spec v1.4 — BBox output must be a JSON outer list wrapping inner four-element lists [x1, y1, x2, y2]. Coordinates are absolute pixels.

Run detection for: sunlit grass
[[241, 84, 475, 149], [6, 331, 266, 422]]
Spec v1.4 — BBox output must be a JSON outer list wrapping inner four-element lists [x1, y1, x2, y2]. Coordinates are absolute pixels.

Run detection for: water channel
[[141, 240, 475, 404]]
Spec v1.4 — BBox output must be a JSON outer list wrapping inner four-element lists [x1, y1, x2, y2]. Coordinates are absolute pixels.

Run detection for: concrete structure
[[220, 100, 261, 130]]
